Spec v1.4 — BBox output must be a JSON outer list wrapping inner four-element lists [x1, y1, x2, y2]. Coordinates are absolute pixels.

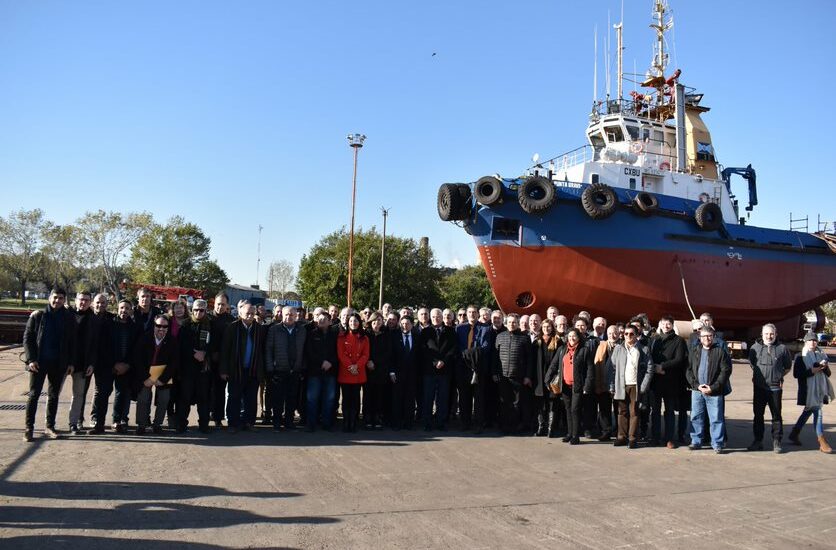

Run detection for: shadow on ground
[[3, 535, 296, 550], [0, 500, 337, 530]]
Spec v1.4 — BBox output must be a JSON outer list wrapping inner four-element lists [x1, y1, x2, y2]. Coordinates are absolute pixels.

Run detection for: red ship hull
[[479, 244, 836, 330]]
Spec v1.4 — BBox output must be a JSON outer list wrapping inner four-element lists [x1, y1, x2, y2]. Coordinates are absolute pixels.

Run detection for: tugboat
[[436, 0, 835, 339]]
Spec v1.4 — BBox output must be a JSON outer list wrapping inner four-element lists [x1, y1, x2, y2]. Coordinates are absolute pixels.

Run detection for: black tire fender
[[581, 183, 617, 220], [633, 191, 659, 216], [695, 201, 723, 231], [473, 176, 503, 207], [437, 183, 465, 221], [517, 176, 556, 215]]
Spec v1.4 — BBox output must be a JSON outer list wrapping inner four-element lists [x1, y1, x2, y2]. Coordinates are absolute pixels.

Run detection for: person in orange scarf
[[338, 313, 370, 433]]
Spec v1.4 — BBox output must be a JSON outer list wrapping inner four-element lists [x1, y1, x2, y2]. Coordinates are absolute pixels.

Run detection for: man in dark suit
[[420, 308, 458, 431], [133, 314, 180, 434], [389, 315, 421, 430]]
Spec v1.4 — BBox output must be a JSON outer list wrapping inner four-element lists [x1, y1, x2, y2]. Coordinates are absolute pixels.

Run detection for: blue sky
[[1, 0, 834, 287]]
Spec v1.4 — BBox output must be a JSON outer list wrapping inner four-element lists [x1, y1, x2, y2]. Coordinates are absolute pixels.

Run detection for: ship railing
[[530, 145, 595, 174]]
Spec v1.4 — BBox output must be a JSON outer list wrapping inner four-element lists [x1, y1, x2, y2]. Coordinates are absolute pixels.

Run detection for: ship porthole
[[515, 291, 535, 308]]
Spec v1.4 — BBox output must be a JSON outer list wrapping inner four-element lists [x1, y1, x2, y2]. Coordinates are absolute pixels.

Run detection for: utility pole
[[346, 133, 366, 307], [255, 225, 263, 288], [378, 207, 390, 310]]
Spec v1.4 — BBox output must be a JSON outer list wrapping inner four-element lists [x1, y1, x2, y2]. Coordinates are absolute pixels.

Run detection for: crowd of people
[[21, 287, 833, 455]]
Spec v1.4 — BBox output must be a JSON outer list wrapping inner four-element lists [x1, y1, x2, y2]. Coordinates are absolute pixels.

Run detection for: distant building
[[225, 284, 267, 308]]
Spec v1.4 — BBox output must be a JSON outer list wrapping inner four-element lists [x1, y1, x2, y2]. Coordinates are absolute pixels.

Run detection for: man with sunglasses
[[686, 326, 732, 453], [134, 314, 179, 434], [176, 299, 213, 433]]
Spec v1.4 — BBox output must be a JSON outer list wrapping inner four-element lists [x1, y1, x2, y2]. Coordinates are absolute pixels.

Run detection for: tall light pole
[[346, 133, 366, 307], [255, 224, 263, 288], [378, 207, 390, 311]]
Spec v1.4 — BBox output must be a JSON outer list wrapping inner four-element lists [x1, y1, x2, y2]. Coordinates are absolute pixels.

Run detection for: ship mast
[[650, 0, 670, 78], [614, 22, 623, 102]]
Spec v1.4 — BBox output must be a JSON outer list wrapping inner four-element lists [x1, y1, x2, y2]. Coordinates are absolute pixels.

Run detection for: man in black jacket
[[494, 313, 533, 434], [686, 326, 732, 453], [102, 299, 139, 433], [87, 293, 116, 433], [209, 292, 233, 427], [648, 315, 688, 448], [133, 287, 161, 334], [747, 323, 792, 453], [220, 303, 266, 432], [68, 291, 97, 434], [420, 308, 458, 431], [134, 314, 179, 434], [390, 315, 421, 430], [265, 306, 307, 430], [304, 311, 338, 431], [176, 299, 213, 433], [22, 288, 76, 442]]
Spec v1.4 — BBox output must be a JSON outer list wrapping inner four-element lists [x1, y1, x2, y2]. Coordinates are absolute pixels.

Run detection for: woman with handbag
[[533, 319, 563, 437], [788, 332, 833, 453], [545, 328, 594, 445]]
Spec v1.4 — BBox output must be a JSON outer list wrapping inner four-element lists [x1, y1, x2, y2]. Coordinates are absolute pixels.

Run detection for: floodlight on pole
[[346, 133, 366, 308]]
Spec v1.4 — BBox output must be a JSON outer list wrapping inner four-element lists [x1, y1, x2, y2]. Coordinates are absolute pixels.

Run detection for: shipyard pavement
[[0, 346, 834, 549]]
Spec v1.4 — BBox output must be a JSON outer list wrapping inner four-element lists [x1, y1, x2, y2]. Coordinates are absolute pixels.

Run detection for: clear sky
[[2, 0, 834, 287]]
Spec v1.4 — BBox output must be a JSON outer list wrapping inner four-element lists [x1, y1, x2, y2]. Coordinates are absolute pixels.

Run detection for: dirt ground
[[0, 345, 834, 549]]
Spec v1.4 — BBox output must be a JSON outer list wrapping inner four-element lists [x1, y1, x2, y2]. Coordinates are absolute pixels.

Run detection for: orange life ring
[[659, 161, 671, 171], [630, 142, 643, 154]]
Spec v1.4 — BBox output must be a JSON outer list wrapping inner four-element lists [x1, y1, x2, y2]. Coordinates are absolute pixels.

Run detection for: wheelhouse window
[[604, 125, 624, 143], [625, 126, 640, 141], [589, 132, 605, 149]]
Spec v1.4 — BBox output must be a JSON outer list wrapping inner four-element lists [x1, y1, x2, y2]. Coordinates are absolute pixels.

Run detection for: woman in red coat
[[338, 313, 369, 432]]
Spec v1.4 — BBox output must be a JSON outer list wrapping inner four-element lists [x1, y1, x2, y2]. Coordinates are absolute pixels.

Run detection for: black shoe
[[788, 432, 802, 446], [69, 424, 80, 435], [747, 440, 764, 452], [152, 425, 163, 435], [688, 443, 701, 450], [136, 426, 146, 435], [115, 423, 127, 434], [23, 430, 33, 442], [773, 440, 784, 454], [199, 425, 211, 434], [88, 425, 105, 435], [214, 420, 223, 428], [241, 423, 251, 431], [562, 436, 572, 443], [569, 437, 580, 445], [613, 439, 627, 447], [598, 434, 612, 442]]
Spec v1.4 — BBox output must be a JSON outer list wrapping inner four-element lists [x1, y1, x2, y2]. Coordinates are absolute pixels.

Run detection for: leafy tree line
[[0, 209, 229, 304], [0, 208, 497, 311], [297, 228, 497, 311]]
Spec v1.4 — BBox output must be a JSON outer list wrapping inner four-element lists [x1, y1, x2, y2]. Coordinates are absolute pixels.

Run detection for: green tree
[[439, 264, 498, 311], [0, 209, 47, 305], [128, 216, 229, 293], [40, 223, 85, 293], [297, 228, 443, 309], [77, 210, 153, 299]]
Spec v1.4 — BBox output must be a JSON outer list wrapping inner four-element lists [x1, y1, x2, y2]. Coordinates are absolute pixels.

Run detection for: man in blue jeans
[[303, 312, 338, 431], [686, 326, 732, 453]]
